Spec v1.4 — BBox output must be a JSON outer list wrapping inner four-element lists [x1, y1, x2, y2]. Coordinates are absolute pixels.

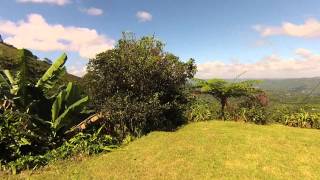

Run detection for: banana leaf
[[52, 96, 89, 131], [36, 53, 67, 90], [0, 72, 10, 88], [3, 70, 19, 95], [51, 89, 67, 122], [17, 49, 28, 106], [3, 70, 15, 85], [65, 82, 81, 106]]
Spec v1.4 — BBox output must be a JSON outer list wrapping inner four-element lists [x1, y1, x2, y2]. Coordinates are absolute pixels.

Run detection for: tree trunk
[[220, 97, 227, 121]]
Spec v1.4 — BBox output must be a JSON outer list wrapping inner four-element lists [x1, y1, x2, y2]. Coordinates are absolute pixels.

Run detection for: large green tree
[[84, 33, 196, 137]]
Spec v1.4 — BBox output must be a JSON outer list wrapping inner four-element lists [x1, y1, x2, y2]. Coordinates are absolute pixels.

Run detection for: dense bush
[[85, 33, 196, 138], [283, 110, 320, 129], [237, 93, 269, 124], [267, 105, 293, 124], [1, 123, 116, 174], [238, 107, 268, 125], [220, 104, 268, 125], [0, 110, 48, 166], [186, 97, 219, 122]]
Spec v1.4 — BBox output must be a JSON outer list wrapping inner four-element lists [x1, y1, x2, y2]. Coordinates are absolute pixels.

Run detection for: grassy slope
[[12, 121, 320, 180]]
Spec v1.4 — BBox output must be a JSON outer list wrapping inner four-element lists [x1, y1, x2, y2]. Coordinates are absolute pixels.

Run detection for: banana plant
[[0, 49, 89, 135], [51, 82, 89, 133]]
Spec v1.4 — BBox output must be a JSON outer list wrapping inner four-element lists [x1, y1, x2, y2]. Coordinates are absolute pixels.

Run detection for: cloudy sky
[[0, 0, 320, 78]]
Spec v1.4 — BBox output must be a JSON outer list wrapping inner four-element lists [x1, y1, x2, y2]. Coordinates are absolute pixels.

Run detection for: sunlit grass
[[11, 121, 320, 179]]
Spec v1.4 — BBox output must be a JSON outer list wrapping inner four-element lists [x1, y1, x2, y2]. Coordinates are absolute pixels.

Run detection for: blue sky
[[0, 0, 320, 78]]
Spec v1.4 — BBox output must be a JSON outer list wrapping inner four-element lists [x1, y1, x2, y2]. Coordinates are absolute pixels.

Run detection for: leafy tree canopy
[[84, 33, 197, 136]]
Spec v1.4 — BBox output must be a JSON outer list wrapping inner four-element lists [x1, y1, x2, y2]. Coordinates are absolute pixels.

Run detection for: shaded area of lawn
[[14, 121, 320, 179]]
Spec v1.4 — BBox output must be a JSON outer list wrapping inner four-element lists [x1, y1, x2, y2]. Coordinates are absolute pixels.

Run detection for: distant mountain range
[[257, 78, 320, 104], [258, 78, 320, 94]]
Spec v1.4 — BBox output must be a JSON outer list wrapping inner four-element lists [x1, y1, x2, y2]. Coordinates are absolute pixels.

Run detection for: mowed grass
[[10, 121, 320, 179]]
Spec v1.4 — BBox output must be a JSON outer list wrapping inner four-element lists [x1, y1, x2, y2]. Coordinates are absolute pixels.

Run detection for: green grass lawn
[[9, 121, 320, 179]]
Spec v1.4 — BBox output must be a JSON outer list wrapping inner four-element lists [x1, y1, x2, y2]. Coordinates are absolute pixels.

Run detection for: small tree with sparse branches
[[195, 79, 261, 120]]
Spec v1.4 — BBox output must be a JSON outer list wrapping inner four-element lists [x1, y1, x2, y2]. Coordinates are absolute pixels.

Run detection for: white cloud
[[80, 7, 103, 16], [196, 49, 320, 79], [0, 14, 115, 59], [295, 48, 313, 57], [136, 11, 152, 22], [254, 18, 320, 38], [17, 0, 71, 6], [68, 65, 87, 77]]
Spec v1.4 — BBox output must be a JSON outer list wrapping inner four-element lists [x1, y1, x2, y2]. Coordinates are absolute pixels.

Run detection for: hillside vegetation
[[0, 35, 197, 173], [1, 34, 320, 178], [15, 121, 320, 180], [0, 43, 80, 83]]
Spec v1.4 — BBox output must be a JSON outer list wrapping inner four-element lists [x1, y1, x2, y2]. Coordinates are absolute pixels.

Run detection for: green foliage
[[186, 97, 219, 122], [234, 93, 269, 124], [1, 125, 116, 174], [50, 125, 116, 158], [0, 49, 34, 108], [5, 155, 48, 175], [0, 44, 44, 84], [36, 53, 67, 92], [195, 79, 262, 120], [0, 110, 49, 170], [85, 33, 196, 138], [283, 110, 320, 129], [51, 82, 89, 133], [0, 51, 88, 134], [3, 70, 17, 94], [0, 50, 91, 173], [188, 90, 269, 125], [197, 79, 261, 96], [239, 107, 268, 125], [0, 43, 80, 86], [52, 95, 88, 132], [0, 111, 30, 162]]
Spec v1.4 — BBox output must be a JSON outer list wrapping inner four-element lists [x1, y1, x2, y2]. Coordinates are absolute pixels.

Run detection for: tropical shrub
[[84, 33, 196, 138], [0, 50, 89, 136], [186, 97, 219, 122], [238, 107, 268, 125], [50, 125, 117, 158], [237, 93, 269, 124], [0, 49, 95, 173], [267, 105, 293, 124], [1, 125, 116, 174], [0, 111, 45, 166], [283, 110, 320, 129]]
